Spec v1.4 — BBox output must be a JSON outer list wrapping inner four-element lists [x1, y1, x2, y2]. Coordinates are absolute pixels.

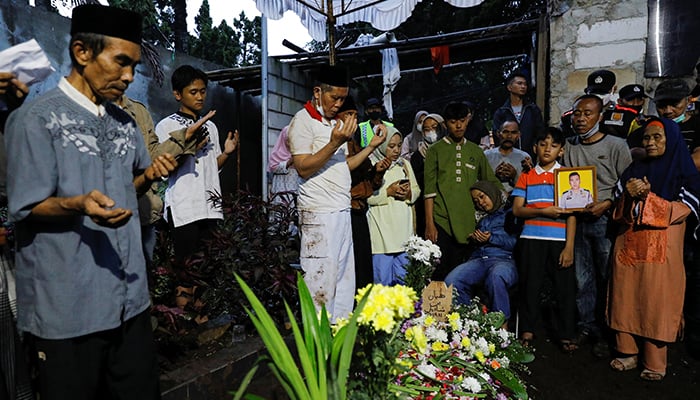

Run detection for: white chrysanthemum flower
[[425, 325, 448, 342], [475, 337, 490, 355], [497, 329, 510, 343], [461, 376, 482, 393], [416, 363, 438, 379], [495, 356, 510, 369]]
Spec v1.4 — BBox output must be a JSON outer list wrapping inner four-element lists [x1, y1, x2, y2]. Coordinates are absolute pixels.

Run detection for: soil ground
[[526, 335, 699, 400]]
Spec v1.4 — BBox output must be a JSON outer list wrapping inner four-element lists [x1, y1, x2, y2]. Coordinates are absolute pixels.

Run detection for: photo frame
[[554, 166, 597, 211]]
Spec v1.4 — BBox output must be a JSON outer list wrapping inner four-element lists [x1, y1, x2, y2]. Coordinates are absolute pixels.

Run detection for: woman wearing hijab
[[400, 110, 429, 160], [340, 96, 391, 290], [367, 127, 420, 285], [268, 125, 298, 203], [409, 113, 446, 238], [445, 181, 518, 328], [608, 117, 700, 381]]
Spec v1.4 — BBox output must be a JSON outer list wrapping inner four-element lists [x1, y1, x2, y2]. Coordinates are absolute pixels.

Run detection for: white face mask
[[424, 130, 438, 143], [315, 101, 325, 119], [416, 122, 423, 132], [597, 93, 617, 106]]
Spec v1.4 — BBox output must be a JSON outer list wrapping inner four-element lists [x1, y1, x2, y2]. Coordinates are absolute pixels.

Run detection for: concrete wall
[[549, 0, 648, 124], [0, 1, 262, 194], [265, 58, 308, 160]]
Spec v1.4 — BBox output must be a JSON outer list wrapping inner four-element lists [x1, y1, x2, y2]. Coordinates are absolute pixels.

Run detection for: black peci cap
[[71, 4, 143, 44], [316, 64, 349, 88]]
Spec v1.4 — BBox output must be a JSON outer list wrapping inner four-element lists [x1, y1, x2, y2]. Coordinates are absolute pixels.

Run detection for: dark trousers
[[431, 224, 471, 281], [167, 209, 218, 264], [685, 229, 700, 359], [518, 238, 576, 341], [29, 309, 160, 400], [351, 208, 373, 291]]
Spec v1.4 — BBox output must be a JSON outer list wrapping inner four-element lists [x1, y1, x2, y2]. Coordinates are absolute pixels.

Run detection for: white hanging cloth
[[255, 0, 485, 42], [381, 47, 400, 120]]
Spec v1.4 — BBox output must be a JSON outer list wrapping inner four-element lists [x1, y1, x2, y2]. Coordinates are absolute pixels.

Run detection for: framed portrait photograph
[[554, 166, 597, 211]]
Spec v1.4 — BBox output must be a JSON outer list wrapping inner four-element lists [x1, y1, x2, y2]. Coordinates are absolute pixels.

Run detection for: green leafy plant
[[149, 191, 299, 361], [234, 273, 370, 400]]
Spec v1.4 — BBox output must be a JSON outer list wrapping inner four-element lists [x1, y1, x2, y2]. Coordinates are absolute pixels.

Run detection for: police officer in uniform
[[561, 70, 617, 137], [559, 171, 593, 209], [358, 97, 393, 147], [601, 84, 648, 139]]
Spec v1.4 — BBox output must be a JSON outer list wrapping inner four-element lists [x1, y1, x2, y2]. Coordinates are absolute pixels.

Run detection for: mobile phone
[[399, 179, 410, 185]]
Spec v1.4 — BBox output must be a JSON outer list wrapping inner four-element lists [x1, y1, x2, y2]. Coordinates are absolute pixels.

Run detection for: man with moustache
[[287, 65, 361, 320], [4, 5, 176, 398], [563, 94, 632, 357], [484, 119, 531, 194]]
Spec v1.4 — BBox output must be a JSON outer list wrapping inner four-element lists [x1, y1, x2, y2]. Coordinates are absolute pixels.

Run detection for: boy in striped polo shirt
[[512, 127, 578, 353]]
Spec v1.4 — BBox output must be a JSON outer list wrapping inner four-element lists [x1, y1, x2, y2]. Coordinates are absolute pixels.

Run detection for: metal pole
[[261, 15, 269, 200]]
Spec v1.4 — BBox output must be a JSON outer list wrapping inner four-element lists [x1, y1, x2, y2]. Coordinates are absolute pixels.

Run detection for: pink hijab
[[268, 125, 293, 172]]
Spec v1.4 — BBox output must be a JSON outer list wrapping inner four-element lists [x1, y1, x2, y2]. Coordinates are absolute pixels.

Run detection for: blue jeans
[[372, 252, 408, 286], [445, 256, 518, 319], [574, 214, 612, 336]]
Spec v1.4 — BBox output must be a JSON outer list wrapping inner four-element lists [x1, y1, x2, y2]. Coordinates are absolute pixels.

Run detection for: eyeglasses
[[500, 130, 520, 135]]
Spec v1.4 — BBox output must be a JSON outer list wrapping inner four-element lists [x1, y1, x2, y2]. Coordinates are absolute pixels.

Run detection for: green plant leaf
[[489, 366, 529, 399], [285, 301, 322, 399], [235, 274, 310, 399], [232, 364, 259, 400]]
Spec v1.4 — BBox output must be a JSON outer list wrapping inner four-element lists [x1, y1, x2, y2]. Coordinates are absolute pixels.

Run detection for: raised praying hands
[[223, 129, 240, 155], [331, 112, 358, 146], [374, 157, 392, 173]]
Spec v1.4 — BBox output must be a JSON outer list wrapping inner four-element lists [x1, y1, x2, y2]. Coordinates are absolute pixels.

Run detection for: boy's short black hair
[[569, 171, 580, 178], [171, 65, 209, 92], [534, 127, 565, 146], [442, 102, 472, 120], [506, 71, 528, 86]]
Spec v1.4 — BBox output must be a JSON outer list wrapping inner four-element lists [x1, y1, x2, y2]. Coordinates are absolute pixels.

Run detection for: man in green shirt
[[424, 102, 502, 279]]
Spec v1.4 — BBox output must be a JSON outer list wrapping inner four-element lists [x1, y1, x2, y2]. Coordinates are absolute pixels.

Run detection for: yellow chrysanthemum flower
[[373, 312, 395, 333], [488, 343, 496, 354], [461, 337, 471, 348], [475, 351, 485, 363], [406, 325, 427, 353], [431, 341, 449, 352], [425, 315, 435, 326]]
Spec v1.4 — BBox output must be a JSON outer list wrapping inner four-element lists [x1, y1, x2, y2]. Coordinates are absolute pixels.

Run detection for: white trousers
[[299, 209, 355, 321]]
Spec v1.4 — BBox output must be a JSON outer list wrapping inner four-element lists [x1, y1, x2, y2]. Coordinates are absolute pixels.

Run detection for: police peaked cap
[[619, 84, 649, 100], [585, 70, 616, 95], [71, 4, 143, 44]]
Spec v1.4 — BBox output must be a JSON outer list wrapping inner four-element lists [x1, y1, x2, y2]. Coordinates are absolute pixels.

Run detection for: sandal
[[519, 333, 534, 348], [560, 339, 579, 354], [640, 368, 665, 381], [610, 356, 638, 371]]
